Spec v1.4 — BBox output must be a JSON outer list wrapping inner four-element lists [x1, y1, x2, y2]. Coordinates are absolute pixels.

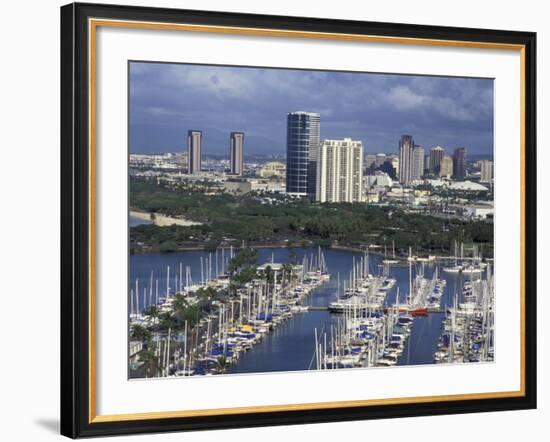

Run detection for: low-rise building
[[249, 179, 285, 193], [423, 178, 449, 188], [129, 340, 144, 370], [223, 180, 252, 194], [449, 180, 489, 192], [364, 191, 381, 203], [259, 161, 286, 178], [365, 171, 393, 188], [464, 205, 494, 219], [450, 201, 494, 219]]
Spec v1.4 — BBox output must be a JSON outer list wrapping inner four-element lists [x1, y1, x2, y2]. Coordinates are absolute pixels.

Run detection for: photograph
[[55, 2, 537, 437], [127, 61, 495, 378]]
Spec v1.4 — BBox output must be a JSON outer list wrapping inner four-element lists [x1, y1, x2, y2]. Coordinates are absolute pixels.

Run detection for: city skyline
[[129, 62, 494, 156]]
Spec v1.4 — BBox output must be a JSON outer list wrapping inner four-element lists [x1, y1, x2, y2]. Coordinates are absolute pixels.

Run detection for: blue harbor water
[[130, 247, 466, 373], [129, 215, 152, 227]]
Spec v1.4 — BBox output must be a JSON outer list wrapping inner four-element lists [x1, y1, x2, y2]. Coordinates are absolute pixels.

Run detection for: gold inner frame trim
[[88, 17, 527, 424]]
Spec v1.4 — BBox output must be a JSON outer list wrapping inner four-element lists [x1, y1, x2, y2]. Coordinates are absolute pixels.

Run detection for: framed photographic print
[[60, 2, 537, 438]]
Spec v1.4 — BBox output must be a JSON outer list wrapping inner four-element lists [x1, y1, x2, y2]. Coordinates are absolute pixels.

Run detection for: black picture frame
[[61, 2, 537, 438]]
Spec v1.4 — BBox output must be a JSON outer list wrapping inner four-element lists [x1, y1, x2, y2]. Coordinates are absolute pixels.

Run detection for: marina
[[129, 246, 493, 377], [434, 267, 494, 364]]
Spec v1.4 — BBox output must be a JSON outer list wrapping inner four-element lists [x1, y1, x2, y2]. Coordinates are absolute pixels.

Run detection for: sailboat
[[382, 241, 399, 265], [443, 241, 484, 274]]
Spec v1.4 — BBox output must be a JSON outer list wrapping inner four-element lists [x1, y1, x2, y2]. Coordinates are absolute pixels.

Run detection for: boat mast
[[135, 278, 139, 315], [149, 271, 154, 307], [408, 247, 413, 306]]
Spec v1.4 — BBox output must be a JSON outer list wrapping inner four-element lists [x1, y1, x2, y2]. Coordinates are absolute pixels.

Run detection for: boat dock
[[129, 244, 494, 377], [129, 247, 332, 377], [314, 305, 445, 313]]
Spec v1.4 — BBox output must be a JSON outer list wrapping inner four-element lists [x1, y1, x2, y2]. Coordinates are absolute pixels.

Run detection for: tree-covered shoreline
[[130, 179, 493, 257]]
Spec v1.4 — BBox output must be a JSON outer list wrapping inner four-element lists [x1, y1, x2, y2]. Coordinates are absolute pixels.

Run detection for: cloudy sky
[[129, 62, 494, 157]]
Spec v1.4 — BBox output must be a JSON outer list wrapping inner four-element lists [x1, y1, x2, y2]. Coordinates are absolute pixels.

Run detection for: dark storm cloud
[[129, 62, 493, 156]]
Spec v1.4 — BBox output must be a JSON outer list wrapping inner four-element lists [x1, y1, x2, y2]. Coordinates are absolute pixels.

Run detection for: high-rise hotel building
[[411, 145, 425, 181], [316, 138, 363, 203], [440, 155, 453, 177], [453, 147, 467, 179], [398, 135, 415, 184], [286, 112, 320, 196], [429, 146, 445, 174], [399, 135, 427, 183], [480, 159, 493, 183], [187, 130, 202, 174], [229, 132, 244, 176]]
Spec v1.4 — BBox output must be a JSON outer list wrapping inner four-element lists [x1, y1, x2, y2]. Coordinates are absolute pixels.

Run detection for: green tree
[[143, 305, 159, 319], [138, 349, 160, 377], [263, 265, 274, 284], [130, 323, 151, 342], [231, 267, 258, 285], [227, 248, 258, 274], [159, 240, 177, 253], [195, 287, 217, 301], [214, 355, 231, 374]]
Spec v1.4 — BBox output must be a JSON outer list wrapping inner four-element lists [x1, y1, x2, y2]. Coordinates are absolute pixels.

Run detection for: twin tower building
[[286, 112, 364, 203], [187, 130, 244, 176]]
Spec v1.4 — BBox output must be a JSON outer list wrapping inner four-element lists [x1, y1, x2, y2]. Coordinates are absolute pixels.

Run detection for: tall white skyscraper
[[440, 155, 453, 177], [229, 132, 244, 176], [411, 145, 425, 181], [398, 135, 414, 184], [187, 130, 202, 174], [480, 159, 494, 183], [316, 138, 363, 203]]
